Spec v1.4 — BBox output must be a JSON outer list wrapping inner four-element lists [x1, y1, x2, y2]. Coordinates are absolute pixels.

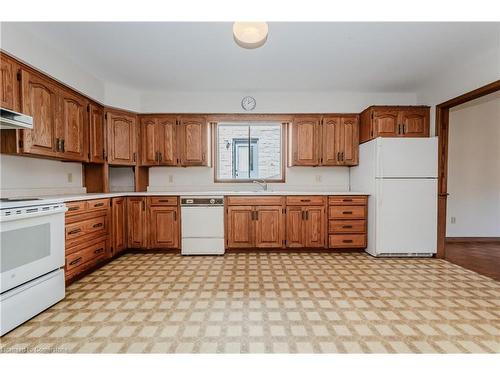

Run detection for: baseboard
[[446, 237, 500, 243]]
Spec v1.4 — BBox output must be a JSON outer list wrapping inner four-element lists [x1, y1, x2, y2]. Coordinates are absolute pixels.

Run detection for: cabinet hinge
[[282, 208, 286, 214]]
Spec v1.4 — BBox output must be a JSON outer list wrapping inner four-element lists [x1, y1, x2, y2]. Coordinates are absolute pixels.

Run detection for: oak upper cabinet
[[359, 106, 430, 143], [289, 116, 320, 166], [179, 116, 209, 166], [106, 109, 137, 165], [148, 205, 179, 249], [111, 197, 127, 256], [1, 53, 19, 111], [140, 115, 178, 166], [19, 69, 59, 157], [127, 197, 146, 248], [57, 87, 87, 161], [321, 115, 359, 166], [285, 196, 326, 248], [226, 206, 255, 248], [88, 103, 106, 163]]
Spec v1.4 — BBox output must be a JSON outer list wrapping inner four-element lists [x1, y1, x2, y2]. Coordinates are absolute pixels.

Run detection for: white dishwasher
[[180, 196, 225, 255]]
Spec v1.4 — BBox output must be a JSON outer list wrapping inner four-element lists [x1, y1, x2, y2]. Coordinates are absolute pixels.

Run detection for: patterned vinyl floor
[[1, 252, 499, 353]]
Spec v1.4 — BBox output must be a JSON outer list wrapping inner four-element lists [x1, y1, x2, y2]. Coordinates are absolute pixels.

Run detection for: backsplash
[[148, 166, 350, 192], [0, 154, 86, 198]]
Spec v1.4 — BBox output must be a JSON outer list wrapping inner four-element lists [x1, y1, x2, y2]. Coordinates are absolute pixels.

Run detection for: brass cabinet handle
[[403, 124, 406, 134], [68, 206, 79, 211], [94, 203, 104, 207], [341, 152, 344, 161], [342, 225, 353, 229], [174, 210, 177, 221], [301, 210, 305, 220], [142, 200, 145, 211], [55, 138, 60, 152], [342, 239, 353, 243], [343, 199, 353, 202], [300, 199, 311, 202], [68, 228, 82, 235], [398, 124, 401, 134], [94, 247, 104, 254], [69, 257, 82, 266], [133, 152, 136, 162], [61, 139, 65, 153], [342, 211, 353, 215], [305, 211, 309, 220], [158, 199, 170, 202], [92, 223, 103, 228], [159, 152, 162, 162]]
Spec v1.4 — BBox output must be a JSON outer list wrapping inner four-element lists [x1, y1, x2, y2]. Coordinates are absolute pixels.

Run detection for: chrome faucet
[[252, 180, 268, 191]]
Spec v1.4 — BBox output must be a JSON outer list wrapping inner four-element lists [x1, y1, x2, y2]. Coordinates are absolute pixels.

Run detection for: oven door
[[1, 205, 66, 293]]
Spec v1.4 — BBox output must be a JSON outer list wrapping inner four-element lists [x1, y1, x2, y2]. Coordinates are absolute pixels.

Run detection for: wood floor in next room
[[446, 240, 500, 281], [1, 252, 499, 354]]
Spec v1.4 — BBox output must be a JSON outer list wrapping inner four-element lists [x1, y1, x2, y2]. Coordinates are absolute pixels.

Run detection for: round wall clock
[[241, 96, 256, 111]]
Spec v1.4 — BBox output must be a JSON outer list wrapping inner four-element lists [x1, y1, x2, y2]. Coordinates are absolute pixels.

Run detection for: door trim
[[435, 80, 500, 258]]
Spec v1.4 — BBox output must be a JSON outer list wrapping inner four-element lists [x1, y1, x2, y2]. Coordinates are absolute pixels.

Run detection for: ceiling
[[10, 22, 500, 92]]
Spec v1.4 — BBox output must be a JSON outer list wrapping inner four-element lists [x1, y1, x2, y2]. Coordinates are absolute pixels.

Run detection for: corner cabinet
[[106, 109, 137, 165], [359, 106, 430, 143], [289, 115, 359, 167]]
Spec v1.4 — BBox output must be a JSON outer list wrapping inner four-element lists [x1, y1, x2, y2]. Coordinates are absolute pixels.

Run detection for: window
[[215, 122, 284, 182]]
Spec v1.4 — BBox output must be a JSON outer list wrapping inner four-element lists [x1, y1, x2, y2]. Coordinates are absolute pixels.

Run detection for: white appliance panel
[[181, 238, 225, 255], [0, 269, 65, 336], [1, 205, 66, 293], [181, 206, 224, 238], [376, 137, 438, 178], [375, 179, 437, 255]]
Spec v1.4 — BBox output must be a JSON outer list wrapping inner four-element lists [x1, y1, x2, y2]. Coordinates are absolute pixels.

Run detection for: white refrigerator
[[350, 137, 438, 257]]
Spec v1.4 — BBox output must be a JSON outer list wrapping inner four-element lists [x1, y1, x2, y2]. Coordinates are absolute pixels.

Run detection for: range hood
[[0, 108, 33, 130]]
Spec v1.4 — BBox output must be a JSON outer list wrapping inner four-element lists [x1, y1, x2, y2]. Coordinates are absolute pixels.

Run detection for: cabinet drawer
[[87, 198, 110, 211], [226, 196, 284, 206], [328, 196, 367, 206], [329, 234, 366, 248], [148, 196, 178, 206], [286, 196, 325, 206], [66, 239, 107, 272], [65, 221, 86, 241], [329, 205, 366, 219], [328, 220, 366, 233], [65, 214, 108, 243], [84, 215, 107, 235], [65, 201, 87, 216]]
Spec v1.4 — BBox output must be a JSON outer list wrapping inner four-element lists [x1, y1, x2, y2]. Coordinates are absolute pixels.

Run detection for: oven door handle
[[0, 205, 68, 222]]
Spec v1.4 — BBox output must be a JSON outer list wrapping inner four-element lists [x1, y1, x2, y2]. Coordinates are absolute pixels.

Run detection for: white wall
[[109, 167, 135, 192], [446, 92, 500, 237], [0, 154, 85, 197], [148, 166, 350, 192], [416, 26, 500, 134]]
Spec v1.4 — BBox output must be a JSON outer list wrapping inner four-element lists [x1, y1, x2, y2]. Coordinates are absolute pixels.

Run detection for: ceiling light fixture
[[233, 22, 268, 49]]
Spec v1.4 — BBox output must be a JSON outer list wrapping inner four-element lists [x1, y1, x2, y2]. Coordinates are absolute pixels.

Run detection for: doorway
[[436, 80, 500, 280]]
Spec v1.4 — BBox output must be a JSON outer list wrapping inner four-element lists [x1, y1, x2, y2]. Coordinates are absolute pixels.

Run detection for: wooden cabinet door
[[89, 104, 106, 163], [340, 116, 359, 166], [140, 117, 159, 166], [226, 206, 254, 248], [255, 206, 283, 248], [107, 110, 137, 165], [20, 69, 58, 157], [321, 116, 341, 166], [400, 109, 429, 137], [179, 116, 208, 166], [127, 197, 146, 248], [112, 197, 127, 256], [158, 116, 178, 166], [286, 206, 305, 247], [304, 206, 325, 248], [148, 206, 179, 249], [373, 110, 399, 138], [1, 54, 18, 111], [291, 116, 320, 166], [57, 88, 87, 161]]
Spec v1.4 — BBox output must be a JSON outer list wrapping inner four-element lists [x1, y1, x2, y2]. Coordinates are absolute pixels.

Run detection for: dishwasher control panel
[[180, 197, 224, 206]]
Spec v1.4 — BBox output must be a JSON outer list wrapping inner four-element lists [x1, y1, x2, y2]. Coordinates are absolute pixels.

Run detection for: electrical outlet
[[67, 173, 73, 183], [315, 174, 322, 183], [168, 175, 174, 183], [450, 217, 456, 224]]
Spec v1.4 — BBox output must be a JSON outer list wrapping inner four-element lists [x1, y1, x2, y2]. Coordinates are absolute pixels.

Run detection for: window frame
[[212, 120, 287, 183]]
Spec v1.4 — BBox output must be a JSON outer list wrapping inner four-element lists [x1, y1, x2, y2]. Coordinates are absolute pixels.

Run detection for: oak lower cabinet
[[127, 197, 147, 248], [147, 197, 179, 249], [225, 196, 285, 249], [106, 109, 137, 165], [359, 106, 430, 143], [328, 195, 368, 249], [285, 196, 326, 248], [64, 199, 111, 282], [111, 197, 127, 256]]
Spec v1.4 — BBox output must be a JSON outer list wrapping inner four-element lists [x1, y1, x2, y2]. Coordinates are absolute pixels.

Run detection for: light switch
[[450, 217, 456, 224], [168, 175, 174, 183], [67, 173, 73, 183], [315, 174, 322, 182]]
